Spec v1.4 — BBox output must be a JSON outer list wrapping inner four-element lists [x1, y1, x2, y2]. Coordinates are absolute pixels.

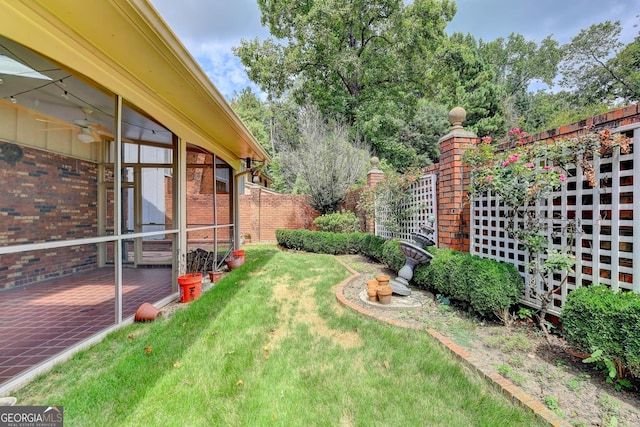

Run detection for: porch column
[[436, 107, 478, 251]]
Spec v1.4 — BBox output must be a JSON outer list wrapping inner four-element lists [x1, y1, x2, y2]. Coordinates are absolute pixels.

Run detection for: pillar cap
[[448, 107, 466, 130], [439, 106, 477, 142], [368, 156, 383, 175]]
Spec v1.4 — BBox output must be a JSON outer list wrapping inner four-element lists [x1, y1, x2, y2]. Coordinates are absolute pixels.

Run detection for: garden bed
[[338, 254, 640, 427]]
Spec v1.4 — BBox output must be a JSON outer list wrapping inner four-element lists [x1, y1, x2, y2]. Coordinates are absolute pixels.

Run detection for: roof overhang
[[0, 0, 269, 169]]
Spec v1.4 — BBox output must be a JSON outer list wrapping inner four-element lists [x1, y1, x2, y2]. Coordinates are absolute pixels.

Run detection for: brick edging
[[332, 257, 569, 427]]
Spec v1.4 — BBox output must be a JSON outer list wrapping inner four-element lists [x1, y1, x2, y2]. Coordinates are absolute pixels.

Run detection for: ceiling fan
[[36, 107, 110, 143]]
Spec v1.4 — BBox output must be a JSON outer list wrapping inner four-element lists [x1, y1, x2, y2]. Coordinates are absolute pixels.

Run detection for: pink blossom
[[525, 163, 535, 168], [508, 128, 520, 135], [485, 175, 494, 183], [559, 174, 567, 182], [508, 154, 519, 163], [481, 136, 492, 144], [543, 165, 551, 171], [502, 161, 510, 167]]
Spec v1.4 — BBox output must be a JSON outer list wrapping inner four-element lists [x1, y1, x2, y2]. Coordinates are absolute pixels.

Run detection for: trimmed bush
[[561, 285, 640, 377], [414, 248, 523, 321], [275, 229, 385, 259], [313, 211, 360, 233], [380, 239, 405, 272], [467, 256, 524, 319]]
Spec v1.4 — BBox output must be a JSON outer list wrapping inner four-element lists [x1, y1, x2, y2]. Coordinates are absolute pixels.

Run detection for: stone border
[[332, 256, 570, 427]]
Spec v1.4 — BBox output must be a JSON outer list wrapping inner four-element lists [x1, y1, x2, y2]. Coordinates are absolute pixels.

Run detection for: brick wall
[[0, 142, 98, 288], [240, 185, 320, 241]]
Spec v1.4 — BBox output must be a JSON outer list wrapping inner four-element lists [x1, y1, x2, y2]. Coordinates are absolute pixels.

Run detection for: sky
[[149, 0, 639, 101]]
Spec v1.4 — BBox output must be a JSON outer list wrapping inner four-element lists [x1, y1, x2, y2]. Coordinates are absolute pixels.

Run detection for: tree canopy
[[234, 0, 456, 167], [231, 3, 639, 208]]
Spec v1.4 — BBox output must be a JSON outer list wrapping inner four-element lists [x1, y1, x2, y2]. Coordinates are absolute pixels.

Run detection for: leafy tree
[[233, 0, 456, 168], [512, 90, 611, 134], [398, 99, 450, 165], [230, 87, 272, 154], [560, 20, 640, 105], [478, 33, 561, 132], [278, 104, 370, 213], [480, 33, 561, 98], [432, 32, 505, 137]]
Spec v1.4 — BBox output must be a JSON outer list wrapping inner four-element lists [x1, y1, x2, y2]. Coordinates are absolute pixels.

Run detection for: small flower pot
[[377, 285, 393, 305], [225, 257, 244, 271], [376, 275, 390, 286], [134, 302, 161, 322], [366, 279, 379, 290], [208, 270, 223, 283]]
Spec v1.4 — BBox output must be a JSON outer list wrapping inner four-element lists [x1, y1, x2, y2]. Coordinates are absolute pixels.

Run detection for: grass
[[15, 246, 547, 426]]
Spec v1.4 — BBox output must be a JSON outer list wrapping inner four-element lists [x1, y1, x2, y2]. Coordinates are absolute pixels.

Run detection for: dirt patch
[[338, 254, 640, 427], [269, 277, 363, 351]]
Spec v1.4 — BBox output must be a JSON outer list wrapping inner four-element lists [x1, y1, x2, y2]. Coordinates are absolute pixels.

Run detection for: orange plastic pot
[[232, 250, 245, 258], [178, 273, 202, 303]]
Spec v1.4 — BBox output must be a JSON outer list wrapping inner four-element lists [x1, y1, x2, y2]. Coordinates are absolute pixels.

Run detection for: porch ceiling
[[0, 0, 269, 169]]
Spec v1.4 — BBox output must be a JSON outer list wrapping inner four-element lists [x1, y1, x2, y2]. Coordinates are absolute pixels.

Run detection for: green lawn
[[15, 245, 546, 426]]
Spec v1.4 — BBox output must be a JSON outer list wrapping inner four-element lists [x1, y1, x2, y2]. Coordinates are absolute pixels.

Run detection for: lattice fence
[[471, 124, 640, 315], [375, 174, 438, 242]]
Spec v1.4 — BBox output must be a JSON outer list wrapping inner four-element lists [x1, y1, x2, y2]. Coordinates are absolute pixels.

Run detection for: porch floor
[[0, 267, 173, 388]]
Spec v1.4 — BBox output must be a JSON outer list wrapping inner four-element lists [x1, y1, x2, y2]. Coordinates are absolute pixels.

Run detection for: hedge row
[[561, 285, 640, 377], [275, 229, 386, 260], [276, 229, 523, 321], [413, 248, 523, 319]]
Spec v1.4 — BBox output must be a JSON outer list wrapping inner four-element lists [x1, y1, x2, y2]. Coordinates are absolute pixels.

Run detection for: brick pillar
[[437, 107, 478, 252], [365, 157, 384, 233]]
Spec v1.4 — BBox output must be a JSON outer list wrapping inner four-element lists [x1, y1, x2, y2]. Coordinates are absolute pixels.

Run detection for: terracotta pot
[[367, 286, 378, 302], [366, 279, 379, 290], [178, 273, 202, 303], [134, 302, 161, 322], [208, 270, 223, 283], [377, 285, 393, 305], [225, 257, 245, 270], [376, 275, 390, 286]]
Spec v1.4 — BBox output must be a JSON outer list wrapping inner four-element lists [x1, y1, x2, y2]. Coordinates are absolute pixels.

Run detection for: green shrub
[[466, 256, 523, 319], [313, 211, 360, 233], [561, 285, 640, 377], [380, 239, 405, 272], [414, 248, 523, 321], [275, 229, 385, 259]]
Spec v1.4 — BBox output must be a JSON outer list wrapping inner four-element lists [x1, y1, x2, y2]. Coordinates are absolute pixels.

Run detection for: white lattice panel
[[376, 174, 438, 243], [471, 126, 640, 315]]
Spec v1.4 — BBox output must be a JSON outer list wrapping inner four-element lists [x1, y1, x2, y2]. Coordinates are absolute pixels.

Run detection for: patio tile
[[0, 267, 172, 389]]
